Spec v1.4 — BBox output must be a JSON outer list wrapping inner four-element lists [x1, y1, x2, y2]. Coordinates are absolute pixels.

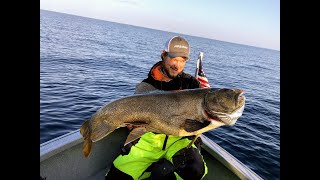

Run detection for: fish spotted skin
[[80, 88, 245, 158]]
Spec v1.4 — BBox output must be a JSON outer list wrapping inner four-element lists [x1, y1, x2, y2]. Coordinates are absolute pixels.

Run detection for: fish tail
[[83, 136, 93, 158], [80, 120, 89, 137], [80, 120, 93, 158]]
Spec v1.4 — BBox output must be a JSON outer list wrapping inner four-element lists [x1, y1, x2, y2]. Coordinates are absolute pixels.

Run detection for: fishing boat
[[40, 127, 262, 180], [40, 51, 262, 179]]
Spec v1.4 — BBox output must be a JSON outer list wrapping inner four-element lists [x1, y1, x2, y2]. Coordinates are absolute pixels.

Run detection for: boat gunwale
[[201, 134, 263, 180], [40, 129, 83, 162], [40, 130, 263, 179]]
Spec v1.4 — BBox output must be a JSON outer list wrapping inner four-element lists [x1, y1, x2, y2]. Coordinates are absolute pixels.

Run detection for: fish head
[[203, 88, 246, 126]]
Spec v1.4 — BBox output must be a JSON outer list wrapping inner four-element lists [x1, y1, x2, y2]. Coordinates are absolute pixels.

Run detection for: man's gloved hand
[[149, 159, 175, 180], [172, 147, 196, 169], [172, 147, 205, 180]]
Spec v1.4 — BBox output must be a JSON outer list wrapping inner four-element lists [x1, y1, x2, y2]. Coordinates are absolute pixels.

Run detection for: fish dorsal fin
[[124, 127, 147, 146], [134, 82, 158, 94]]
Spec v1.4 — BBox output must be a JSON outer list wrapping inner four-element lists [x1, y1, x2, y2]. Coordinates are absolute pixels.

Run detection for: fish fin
[[83, 136, 93, 158], [124, 127, 147, 146], [80, 120, 90, 137], [146, 126, 162, 134], [134, 82, 158, 94], [91, 120, 117, 142], [134, 82, 170, 95], [187, 134, 201, 148], [80, 120, 93, 158], [183, 119, 211, 132]]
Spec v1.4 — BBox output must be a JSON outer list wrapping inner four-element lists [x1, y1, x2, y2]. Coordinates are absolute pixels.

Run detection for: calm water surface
[[40, 10, 280, 180]]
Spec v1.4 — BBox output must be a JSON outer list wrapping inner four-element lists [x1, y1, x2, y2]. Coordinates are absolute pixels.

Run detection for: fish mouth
[[204, 103, 245, 126], [204, 110, 225, 123]]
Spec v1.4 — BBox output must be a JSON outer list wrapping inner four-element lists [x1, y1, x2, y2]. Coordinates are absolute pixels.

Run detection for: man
[[106, 36, 208, 180]]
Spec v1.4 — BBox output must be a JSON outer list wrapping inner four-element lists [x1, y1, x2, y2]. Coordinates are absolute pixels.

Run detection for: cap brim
[[167, 52, 189, 60]]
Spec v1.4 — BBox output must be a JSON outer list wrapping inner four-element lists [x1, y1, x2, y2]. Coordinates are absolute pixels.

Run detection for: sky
[[40, 0, 280, 51]]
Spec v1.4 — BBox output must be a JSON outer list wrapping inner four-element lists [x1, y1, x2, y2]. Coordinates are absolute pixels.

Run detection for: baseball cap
[[163, 36, 190, 60]]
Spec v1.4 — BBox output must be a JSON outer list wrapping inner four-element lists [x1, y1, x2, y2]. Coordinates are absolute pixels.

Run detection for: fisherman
[[106, 36, 208, 180]]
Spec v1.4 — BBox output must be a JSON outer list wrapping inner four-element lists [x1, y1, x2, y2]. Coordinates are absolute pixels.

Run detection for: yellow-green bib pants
[[113, 132, 208, 179]]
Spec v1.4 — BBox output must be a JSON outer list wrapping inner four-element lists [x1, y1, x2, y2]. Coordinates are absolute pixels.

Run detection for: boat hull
[[40, 128, 262, 180]]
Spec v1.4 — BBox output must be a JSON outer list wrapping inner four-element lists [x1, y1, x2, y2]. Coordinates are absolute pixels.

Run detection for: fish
[[80, 88, 246, 158]]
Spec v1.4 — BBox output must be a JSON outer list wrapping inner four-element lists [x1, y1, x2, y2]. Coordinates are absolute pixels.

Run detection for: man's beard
[[163, 65, 181, 79]]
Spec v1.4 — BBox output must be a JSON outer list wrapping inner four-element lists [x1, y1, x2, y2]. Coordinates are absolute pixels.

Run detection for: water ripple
[[40, 10, 280, 180]]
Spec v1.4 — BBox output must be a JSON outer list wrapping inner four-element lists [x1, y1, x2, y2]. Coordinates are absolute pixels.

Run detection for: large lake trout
[[80, 88, 246, 157]]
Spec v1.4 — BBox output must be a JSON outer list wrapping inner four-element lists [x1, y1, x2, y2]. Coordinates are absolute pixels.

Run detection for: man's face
[[163, 55, 187, 78]]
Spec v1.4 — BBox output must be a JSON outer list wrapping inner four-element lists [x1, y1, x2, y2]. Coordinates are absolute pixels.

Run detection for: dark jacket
[[142, 61, 200, 91]]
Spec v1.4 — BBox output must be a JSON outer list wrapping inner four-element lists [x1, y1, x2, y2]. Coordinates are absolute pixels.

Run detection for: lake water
[[40, 9, 280, 180]]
